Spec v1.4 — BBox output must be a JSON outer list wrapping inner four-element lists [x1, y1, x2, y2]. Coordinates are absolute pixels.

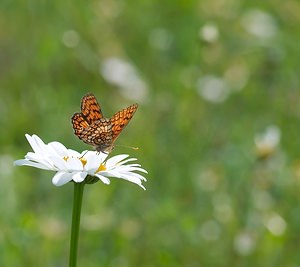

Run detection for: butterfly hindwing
[[73, 118, 111, 146], [71, 113, 90, 135]]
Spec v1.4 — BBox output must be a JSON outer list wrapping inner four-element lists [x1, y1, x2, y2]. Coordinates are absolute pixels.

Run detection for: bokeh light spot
[[197, 75, 230, 103], [62, 30, 80, 48]]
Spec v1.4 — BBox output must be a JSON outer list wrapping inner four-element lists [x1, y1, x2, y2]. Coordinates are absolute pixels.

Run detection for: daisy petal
[[65, 157, 83, 171], [31, 134, 49, 155], [116, 173, 146, 190], [25, 134, 44, 154], [118, 158, 137, 165], [49, 155, 68, 170], [72, 172, 88, 183], [95, 174, 111, 184], [25, 153, 55, 169], [14, 159, 53, 170], [118, 173, 146, 187], [85, 153, 103, 170], [52, 172, 73, 186], [84, 151, 107, 163], [67, 149, 82, 158], [48, 141, 68, 156], [102, 169, 142, 181], [123, 166, 148, 174], [105, 154, 129, 167]]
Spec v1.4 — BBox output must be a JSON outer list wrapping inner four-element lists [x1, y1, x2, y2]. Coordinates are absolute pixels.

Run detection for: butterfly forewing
[[81, 93, 103, 123], [111, 104, 138, 141], [71, 93, 138, 153]]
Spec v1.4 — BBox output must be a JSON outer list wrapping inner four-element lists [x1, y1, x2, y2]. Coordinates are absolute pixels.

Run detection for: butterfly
[[71, 93, 138, 153]]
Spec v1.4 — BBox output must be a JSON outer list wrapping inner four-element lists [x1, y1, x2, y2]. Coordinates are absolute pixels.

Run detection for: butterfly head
[[95, 143, 115, 154]]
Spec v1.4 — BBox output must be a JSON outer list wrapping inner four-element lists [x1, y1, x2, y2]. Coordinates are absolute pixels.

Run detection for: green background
[[1, 0, 300, 266]]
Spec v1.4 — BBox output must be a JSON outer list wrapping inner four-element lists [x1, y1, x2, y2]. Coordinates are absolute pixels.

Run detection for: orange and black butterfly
[[71, 93, 138, 153]]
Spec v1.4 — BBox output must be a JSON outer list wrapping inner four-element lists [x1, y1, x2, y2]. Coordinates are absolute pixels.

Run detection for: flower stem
[[69, 182, 85, 267]]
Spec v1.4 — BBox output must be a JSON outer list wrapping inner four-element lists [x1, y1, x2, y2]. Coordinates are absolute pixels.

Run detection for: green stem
[[69, 182, 85, 267]]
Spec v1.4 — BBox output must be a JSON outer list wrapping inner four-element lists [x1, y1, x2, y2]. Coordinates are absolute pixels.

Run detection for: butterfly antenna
[[115, 144, 139, 151], [79, 150, 89, 159]]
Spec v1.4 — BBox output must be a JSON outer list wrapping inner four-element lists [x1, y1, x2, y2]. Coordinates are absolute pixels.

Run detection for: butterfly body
[[72, 93, 138, 153]]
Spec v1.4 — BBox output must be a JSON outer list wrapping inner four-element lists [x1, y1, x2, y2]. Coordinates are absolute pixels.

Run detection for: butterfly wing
[[81, 93, 103, 124], [76, 119, 113, 150], [71, 113, 90, 136], [111, 104, 138, 142]]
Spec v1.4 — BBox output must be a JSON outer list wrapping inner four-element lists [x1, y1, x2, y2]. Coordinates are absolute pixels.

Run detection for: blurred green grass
[[1, 0, 300, 266]]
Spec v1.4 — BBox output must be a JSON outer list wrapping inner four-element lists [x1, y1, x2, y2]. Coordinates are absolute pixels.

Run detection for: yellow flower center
[[80, 158, 87, 167], [63, 156, 87, 167], [96, 164, 106, 173]]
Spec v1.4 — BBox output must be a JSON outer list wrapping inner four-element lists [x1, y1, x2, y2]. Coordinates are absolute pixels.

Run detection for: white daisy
[[14, 134, 147, 189]]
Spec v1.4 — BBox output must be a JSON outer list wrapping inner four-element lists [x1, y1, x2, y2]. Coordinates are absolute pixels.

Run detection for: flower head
[[14, 134, 147, 189], [254, 125, 280, 159]]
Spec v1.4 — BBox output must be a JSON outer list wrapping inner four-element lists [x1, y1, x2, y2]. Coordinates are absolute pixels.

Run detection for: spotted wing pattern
[[71, 93, 138, 153], [80, 93, 103, 123], [111, 104, 138, 142], [72, 113, 90, 137]]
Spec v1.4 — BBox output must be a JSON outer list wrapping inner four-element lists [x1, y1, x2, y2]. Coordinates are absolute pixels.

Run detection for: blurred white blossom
[[62, 30, 80, 48], [199, 220, 221, 242], [264, 212, 287, 236], [254, 125, 281, 158], [241, 9, 277, 40], [199, 23, 219, 43], [197, 75, 230, 103], [149, 28, 173, 50], [234, 231, 256, 256], [100, 57, 148, 102]]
